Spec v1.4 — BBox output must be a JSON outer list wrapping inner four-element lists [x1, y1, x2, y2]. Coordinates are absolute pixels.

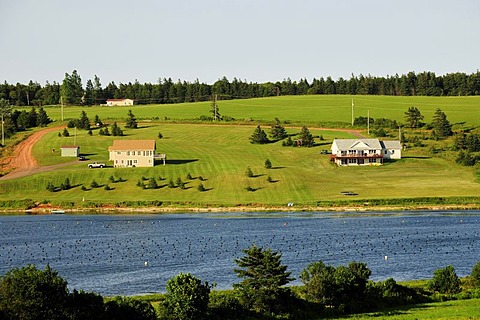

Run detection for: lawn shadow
[[166, 159, 199, 165], [271, 166, 285, 170], [401, 156, 432, 159], [252, 174, 265, 178]]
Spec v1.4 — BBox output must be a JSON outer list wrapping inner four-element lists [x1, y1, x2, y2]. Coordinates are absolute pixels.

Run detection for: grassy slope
[[1, 121, 479, 206], [37, 95, 480, 126]]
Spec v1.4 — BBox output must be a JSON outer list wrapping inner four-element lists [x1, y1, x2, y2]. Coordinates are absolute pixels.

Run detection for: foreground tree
[[163, 273, 211, 320], [404, 106, 424, 128], [0, 264, 69, 320], [249, 125, 269, 144], [427, 265, 461, 294], [61, 70, 83, 105], [471, 261, 480, 288], [234, 244, 294, 315]]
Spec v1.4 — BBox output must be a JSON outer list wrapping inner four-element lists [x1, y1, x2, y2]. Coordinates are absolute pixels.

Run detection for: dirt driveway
[[0, 126, 73, 181]]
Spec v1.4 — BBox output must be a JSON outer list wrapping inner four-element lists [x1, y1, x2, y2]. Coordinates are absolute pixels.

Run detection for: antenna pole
[[61, 96, 64, 121], [367, 109, 370, 135]]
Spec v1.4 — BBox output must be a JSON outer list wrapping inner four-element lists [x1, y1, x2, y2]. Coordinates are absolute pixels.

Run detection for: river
[[0, 211, 479, 296]]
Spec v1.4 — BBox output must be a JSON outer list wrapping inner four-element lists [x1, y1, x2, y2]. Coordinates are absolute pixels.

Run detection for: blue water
[[0, 211, 479, 296]]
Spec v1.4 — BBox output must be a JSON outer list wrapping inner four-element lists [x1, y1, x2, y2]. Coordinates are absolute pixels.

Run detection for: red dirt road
[[0, 126, 72, 181]]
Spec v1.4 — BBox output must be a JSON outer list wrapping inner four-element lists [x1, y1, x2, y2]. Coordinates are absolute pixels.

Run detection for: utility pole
[[1, 113, 4, 146], [351, 98, 354, 126], [74, 126, 77, 146], [61, 96, 64, 121], [367, 109, 370, 135]]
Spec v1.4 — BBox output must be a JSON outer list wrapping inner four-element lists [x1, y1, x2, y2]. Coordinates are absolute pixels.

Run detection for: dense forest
[[1, 70, 480, 107]]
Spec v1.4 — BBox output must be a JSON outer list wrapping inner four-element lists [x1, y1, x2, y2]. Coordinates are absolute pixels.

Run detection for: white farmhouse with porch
[[330, 138, 401, 166]]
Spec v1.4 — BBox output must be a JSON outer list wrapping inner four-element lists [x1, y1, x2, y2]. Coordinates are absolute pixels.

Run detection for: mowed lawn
[[38, 95, 480, 127], [1, 123, 479, 206]]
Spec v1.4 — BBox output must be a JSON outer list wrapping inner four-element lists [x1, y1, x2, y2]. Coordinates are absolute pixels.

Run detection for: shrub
[[168, 179, 175, 188], [109, 176, 115, 183], [46, 181, 55, 192], [197, 183, 205, 192], [198, 176, 205, 181], [81, 185, 88, 191], [186, 173, 193, 180], [163, 273, 211, 320], [87, 129, 92, 136], [176, 178, 185, 189], [267, 175, 273, 183], [149, 177, 158, 189], [90, 180, 99, 188], [427, 265, 461, 294], [245, 167, 254, 177], [104, 296, 156, 320], [62, 128, 70, 137], [104, 184, 111, 191], [158, 132, 163, 139], [136, 180, 146, 189]]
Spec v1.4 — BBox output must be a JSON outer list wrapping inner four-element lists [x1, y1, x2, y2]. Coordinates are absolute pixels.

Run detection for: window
[[348, 158, 357, 164], [117, 151, 121, 155], [133, 160, 137, 164], [341, 151, 347, 156], [385, 150, 388, 154], [126, 151, 130, 156], [369, 158, 376, 163], [391, 150, 395, 154]]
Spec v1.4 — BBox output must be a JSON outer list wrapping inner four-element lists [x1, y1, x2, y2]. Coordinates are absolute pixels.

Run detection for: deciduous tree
[[163, 273, 211, 320], [427, 265, 461, 294]]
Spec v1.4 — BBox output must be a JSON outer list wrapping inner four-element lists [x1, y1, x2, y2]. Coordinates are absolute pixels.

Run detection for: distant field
[[36, 95, 480, 127], [1, 122, 479, 206]]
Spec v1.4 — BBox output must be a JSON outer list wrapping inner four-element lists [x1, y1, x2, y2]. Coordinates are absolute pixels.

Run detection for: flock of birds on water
[[0, 214, 479, 294]]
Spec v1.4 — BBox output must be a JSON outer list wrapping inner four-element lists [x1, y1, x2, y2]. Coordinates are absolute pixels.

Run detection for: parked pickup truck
[[88, 162, 106, 168]]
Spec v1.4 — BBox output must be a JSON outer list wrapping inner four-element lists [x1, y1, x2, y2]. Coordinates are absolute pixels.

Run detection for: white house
[[330, 138, 401, 166], [106, 99, 134, 106]]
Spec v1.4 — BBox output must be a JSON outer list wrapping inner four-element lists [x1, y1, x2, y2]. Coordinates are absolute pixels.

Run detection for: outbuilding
[[61, 145, 80, 157]]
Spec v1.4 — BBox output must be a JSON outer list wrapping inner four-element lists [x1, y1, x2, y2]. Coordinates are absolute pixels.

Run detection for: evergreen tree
[[149, 177, 158, 189], [249, 125, 269, 144], [60, 70, 83, 105], [79, 111, 90, 130], [62, 128, 70, 137], [27, 107, 38, 127], [111, 122, 123, 136], [404, 106, 424, 128], [125, 109, 138, 129], [36, 107, 51, 127], [94, 114, 103, 127], [264, 159, 272, 169], [298, 126, 314, 147], [432, 108, 452, 138], [84, 79, 94, 105], [234, 244, 294, 315], [93, 75, 103, 104], [270, 117, 288, 140]]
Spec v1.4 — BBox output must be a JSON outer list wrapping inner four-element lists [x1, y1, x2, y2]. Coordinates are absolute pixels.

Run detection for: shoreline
[[2, 203, 480, 215]]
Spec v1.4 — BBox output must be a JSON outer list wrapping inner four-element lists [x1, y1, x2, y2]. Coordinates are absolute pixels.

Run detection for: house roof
[[381, 140, 402, 150], [332, 139, 382, 150], [106, 98, 133, 102], [108, 140, 156, 151], [61, 145, 79, 149]]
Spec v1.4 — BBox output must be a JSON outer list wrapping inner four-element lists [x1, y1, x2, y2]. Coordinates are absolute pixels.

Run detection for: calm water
[[0, 211, 479, 296]]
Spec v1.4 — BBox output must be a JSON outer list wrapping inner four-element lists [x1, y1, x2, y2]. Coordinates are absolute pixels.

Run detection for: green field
[[331, 298, 480, 320], [37, 95, 480, 127], [1, 119, 480, 207]]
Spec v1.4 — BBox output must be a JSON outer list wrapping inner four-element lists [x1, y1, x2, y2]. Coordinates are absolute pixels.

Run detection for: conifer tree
[[298, 126, 314, 147], [432, 108, 452, 138], [249, 125, 269, 144], [270, 118, 288, 140], [125, 109, 138, 129]]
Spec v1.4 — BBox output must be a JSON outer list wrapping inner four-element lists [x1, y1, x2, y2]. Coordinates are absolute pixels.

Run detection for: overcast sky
[[1, 0, 479, 85]]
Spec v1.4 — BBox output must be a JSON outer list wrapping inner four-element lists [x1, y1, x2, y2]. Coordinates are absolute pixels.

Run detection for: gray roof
[[332, 139, 382, 150], [380, 140, 402, 150]]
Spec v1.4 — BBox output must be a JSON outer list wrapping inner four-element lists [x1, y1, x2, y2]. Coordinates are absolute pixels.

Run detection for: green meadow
[[38, 95, 480, 126], [1, 118, 480, 207]]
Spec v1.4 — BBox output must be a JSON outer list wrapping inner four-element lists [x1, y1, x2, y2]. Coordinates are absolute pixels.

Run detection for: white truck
[[88, 162, 106, 168]]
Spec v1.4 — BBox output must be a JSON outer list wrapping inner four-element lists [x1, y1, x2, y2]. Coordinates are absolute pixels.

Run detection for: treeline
[[2, 245, 480, 320], [1, 70, 480, 106]]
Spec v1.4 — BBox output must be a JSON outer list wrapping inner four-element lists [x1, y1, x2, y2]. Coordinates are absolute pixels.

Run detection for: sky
[[0, 0, 479, 85]]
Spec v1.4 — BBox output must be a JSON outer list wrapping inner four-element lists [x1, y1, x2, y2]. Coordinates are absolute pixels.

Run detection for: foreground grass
[[332, 298, 480, 320], [1, 122, 480, 208]]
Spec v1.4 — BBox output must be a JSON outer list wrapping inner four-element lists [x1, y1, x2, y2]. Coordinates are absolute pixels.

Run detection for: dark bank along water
[[0, 211, 479, 296]]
